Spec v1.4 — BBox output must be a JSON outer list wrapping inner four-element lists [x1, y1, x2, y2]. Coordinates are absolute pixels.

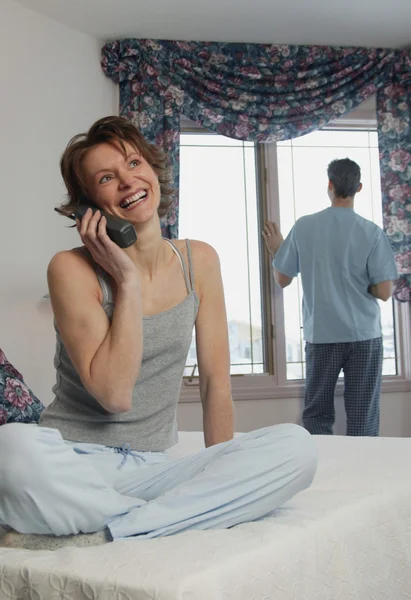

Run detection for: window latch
[[185, 363, 199, 386]]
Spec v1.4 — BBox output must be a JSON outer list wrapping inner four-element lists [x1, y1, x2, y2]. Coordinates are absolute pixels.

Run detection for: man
[[263, 158, 398, 436]]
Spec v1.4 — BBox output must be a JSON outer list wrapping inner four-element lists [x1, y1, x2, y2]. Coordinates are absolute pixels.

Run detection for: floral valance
[[101, 40, 411, 301]]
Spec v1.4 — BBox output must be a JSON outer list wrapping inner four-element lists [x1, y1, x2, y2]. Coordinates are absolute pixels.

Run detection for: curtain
[[377, 65, 411, 301]]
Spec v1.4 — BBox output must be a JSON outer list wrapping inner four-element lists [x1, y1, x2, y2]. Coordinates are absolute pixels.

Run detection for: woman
[[0, 117, 317, 548]]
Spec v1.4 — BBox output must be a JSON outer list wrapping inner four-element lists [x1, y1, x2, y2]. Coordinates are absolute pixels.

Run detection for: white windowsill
[[179, 374, 411, 403]]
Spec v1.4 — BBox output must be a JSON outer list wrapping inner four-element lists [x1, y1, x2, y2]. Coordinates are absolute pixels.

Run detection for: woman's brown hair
[[58, 116, 173, 218]]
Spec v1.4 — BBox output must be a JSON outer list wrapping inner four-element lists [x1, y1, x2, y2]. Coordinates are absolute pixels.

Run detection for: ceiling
[[14, 0, 411, 48]]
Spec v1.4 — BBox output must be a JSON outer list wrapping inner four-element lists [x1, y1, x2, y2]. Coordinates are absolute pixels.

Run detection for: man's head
[[327, 158, 362, 204]]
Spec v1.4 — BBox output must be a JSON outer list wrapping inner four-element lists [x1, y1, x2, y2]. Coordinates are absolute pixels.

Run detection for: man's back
[[267, 157, 399, 437], [274, 207, 397, 343]]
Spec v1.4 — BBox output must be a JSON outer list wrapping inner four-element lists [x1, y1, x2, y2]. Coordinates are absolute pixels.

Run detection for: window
[[179, 134, 264, 375], [179, 107, 411, 399]]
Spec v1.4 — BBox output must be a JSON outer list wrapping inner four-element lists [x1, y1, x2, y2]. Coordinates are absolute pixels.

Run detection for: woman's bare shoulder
[[47, 247, 102, 300], [48, 246, 94, 273], [173, 239, 220, 267], [173, 239, 221, 298]]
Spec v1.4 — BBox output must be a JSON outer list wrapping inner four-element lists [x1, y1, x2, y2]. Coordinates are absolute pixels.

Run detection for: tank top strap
[[164, 239, 192, 294], [79, 242, 194, 304], [185, 239, 195, 291], [95, 266, 114, 305], [74, 247, 114, 306]]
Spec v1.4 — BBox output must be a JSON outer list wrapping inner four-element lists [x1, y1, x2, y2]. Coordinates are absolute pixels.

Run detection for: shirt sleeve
[[367, 230, 398, 284], [273, 225, 300, 278]]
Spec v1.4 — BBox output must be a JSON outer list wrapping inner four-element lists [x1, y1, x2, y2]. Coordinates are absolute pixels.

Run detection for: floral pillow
[[0, 348, 44, 425]]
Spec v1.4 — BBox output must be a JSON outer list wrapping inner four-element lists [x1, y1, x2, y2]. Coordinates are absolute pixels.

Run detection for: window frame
[[178, 105, 411, 404]]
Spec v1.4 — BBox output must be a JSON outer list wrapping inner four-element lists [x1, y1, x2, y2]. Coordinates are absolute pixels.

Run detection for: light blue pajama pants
[[0, 423, 317, 539]]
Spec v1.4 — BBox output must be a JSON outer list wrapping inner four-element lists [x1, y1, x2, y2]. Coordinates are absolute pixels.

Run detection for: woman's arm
[[48, 211, 143, 413], [192, 242, 234, 447]]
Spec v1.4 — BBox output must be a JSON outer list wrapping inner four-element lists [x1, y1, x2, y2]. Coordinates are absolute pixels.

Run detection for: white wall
[[0, 0, 117, 403]]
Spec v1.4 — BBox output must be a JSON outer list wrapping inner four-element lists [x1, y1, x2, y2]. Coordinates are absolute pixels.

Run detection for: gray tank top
[[40, 240, 199, 451]]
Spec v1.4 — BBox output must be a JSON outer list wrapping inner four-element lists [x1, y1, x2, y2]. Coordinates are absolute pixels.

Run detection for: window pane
[[277, 130, 397, 380], [278, 129, 372, 148], [287, 362, 304, 380], [179, 134, 263, 374], [368, 131, 379, 148], [382, 358, 396, 376], [283, 278, 303, 365], [182, 133, 254, 147]]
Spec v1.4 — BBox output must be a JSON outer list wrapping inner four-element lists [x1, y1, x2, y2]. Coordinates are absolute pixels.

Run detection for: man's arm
[[367, 231, 398, 302], [368, 281, 393, 302], [274, 269, 294, 288], [263, 221, 299, 288]]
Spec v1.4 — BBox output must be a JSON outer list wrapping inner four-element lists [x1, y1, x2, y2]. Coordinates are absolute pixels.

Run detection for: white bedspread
[[1, 433, 410, 600]]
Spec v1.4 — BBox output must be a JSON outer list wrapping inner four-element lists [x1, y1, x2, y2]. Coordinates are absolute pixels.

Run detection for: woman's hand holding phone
[[77, 209, 139, 286]]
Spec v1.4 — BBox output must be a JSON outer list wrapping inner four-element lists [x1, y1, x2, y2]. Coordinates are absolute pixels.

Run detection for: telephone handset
[[55, 204, 137, 248]]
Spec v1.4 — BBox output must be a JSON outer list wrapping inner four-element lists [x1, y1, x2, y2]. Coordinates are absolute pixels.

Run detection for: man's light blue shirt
[[274, 207, 398, 343]]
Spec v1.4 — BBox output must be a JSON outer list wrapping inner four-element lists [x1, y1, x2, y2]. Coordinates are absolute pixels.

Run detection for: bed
[[0, 432, 410, 599]]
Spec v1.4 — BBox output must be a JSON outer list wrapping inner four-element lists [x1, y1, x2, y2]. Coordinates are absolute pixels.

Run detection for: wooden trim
[[180, 373, 411, 403], [396, 301, 411, 380], [264, 143, 289, 386], [256, 144, 274, 375]]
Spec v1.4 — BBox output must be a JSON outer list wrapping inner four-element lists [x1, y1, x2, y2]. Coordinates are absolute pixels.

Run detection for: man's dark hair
[[327, 158, 361, 198]]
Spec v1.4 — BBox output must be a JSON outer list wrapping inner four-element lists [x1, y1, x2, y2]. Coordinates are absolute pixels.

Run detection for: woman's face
[[81, 141, 161, 225]]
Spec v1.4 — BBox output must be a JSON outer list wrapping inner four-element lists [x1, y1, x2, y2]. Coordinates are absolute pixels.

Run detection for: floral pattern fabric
[[0, 348, 44, 425], [101, 39, 411, 300], [377, 80, 411, 302]]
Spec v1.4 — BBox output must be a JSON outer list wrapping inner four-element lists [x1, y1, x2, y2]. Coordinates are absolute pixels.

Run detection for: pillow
[[0, 348, 44, 425]]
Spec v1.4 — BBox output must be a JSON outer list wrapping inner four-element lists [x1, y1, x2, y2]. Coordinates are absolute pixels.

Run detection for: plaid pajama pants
[[303, 337, 383, 436]]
